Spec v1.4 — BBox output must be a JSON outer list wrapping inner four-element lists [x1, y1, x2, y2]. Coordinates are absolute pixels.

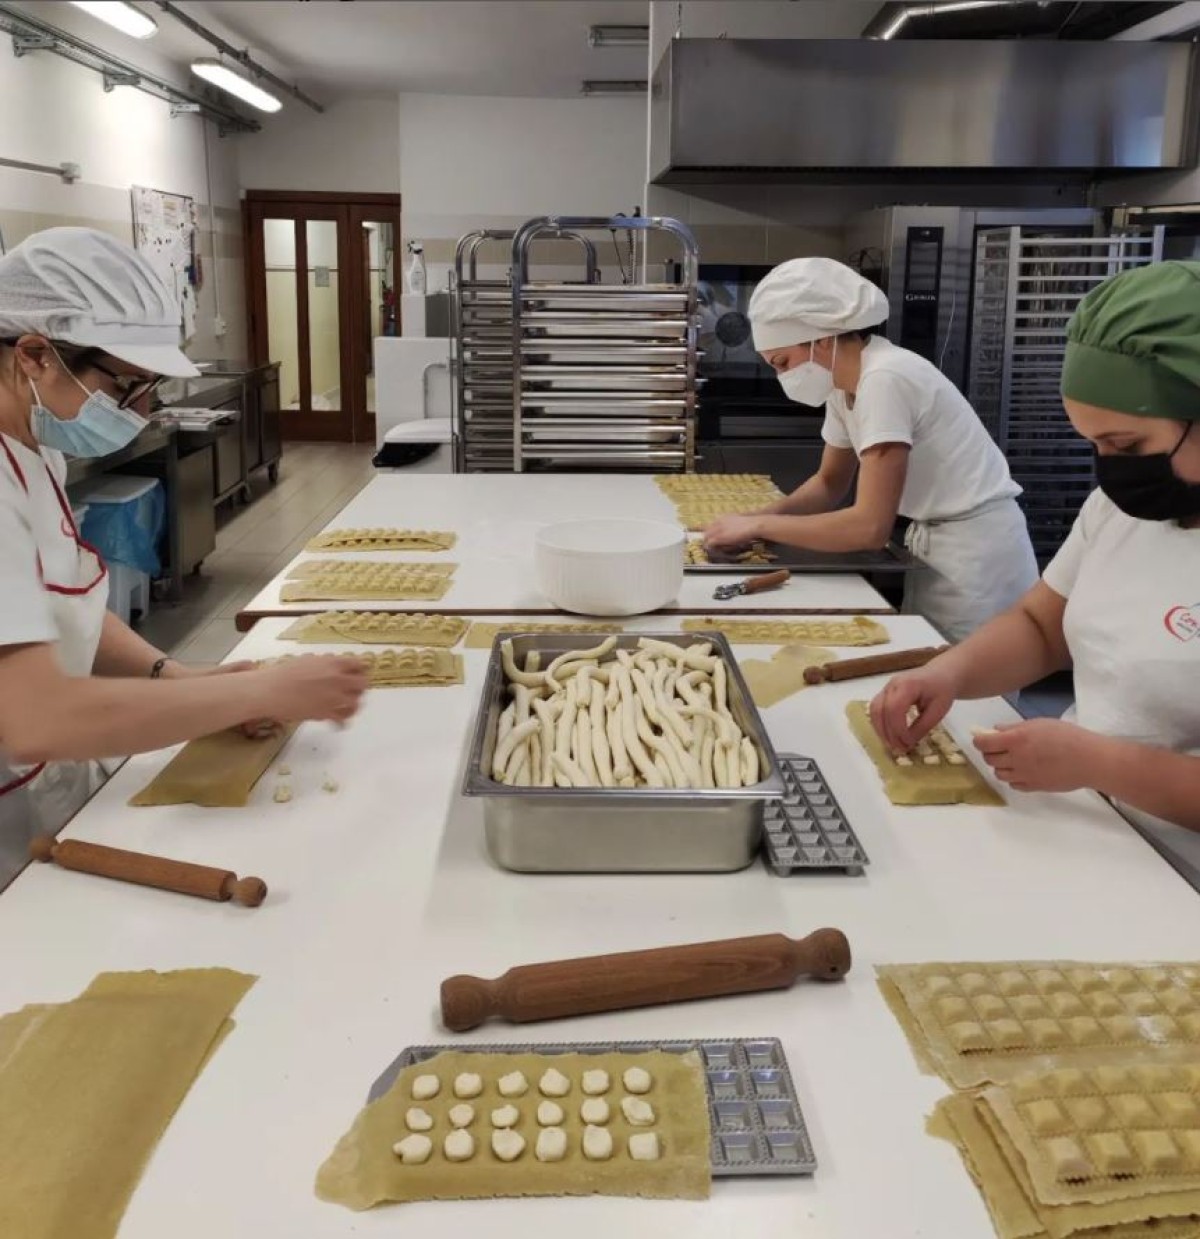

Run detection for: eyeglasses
[[87, 359, 165, 411]]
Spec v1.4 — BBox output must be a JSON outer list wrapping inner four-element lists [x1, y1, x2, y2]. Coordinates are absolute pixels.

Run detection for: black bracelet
[[150, 657, 170, 679]]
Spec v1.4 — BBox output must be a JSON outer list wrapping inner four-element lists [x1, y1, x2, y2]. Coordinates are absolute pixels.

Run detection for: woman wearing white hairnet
[[704, 257, 1037, 642], [0, 228, 367, 885]]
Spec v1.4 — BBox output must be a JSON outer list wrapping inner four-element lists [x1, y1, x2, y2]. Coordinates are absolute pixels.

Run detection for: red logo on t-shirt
[[1164, 604, 1200, 642]]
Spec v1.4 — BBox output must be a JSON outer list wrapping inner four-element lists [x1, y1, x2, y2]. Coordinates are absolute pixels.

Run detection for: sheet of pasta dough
[[129, 725, 295, 808], [0, 969, 255, 1239], [316, 1049, 710, 1209]]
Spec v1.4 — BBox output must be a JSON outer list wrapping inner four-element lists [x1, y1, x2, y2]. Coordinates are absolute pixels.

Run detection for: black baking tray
[[685, 540, 917, 574]]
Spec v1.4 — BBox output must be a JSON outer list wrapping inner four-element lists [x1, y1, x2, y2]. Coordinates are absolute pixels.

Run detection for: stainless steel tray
[[462, 632, 784, 873], [684, 540, 918, 575], [366, 1036, 816, 1177]]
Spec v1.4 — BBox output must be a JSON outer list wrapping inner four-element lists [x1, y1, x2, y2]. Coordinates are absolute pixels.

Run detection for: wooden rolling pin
[[30, 838, 267, 907], [440, 928, 851, 1033], [803, 644, 949, 685]]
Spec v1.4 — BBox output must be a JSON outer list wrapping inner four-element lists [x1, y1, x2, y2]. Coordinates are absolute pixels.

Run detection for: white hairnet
[[0, 227, 198, 376], [750, 257, 890, 351]]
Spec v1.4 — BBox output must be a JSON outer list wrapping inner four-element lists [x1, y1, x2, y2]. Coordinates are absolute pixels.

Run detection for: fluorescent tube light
[[70, 1, 157, 39], [588, 25, 649, 48], [580, 80, 648, 96], [190, 59, 282, 113]]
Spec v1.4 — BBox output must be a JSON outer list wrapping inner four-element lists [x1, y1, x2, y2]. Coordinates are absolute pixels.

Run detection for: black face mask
[[1094, 423, 1200, 521]]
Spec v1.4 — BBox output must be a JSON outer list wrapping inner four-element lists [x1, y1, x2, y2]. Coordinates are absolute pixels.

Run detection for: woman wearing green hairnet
[[869, 260, 1200, 837]]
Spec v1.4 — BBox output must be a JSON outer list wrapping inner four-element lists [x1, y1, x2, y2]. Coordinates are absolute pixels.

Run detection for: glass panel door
[[305, 218, 343, 419]]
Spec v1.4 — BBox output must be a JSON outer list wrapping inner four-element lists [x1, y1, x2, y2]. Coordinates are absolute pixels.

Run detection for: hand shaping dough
[[411, 1075, 440, 1101], [490, 1105, 520, 1129], [581, 1069, 610, 1096], [623, 1067, 652, 1095], [536, 1100, 564, 1127], [393, 1134, 433, 1165], [535, 1127, 567, 1162], [443, 1130, 475, 1162], [621, 1097, 656, 1127], [539, 1068, 571, 1097], [405, 1108, 433, 1132], [270, 648, 464, 689], [454, 1072, 483, 1099], [497, 1071, 528, 1098], [448, 1104, 474, 1129], [846, 701, 1004, 807], [491, 1130, 526, 1162], [629, 1133, 661, 1162], [580, 1098, 611, 1125], [582, 1125, 614, 1161]]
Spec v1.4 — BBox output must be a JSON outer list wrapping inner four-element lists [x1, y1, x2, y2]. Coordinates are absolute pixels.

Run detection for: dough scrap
[[580, 1098, 610, 1125], [536, 1100, 564, 1127], [454, 1072, 483, 1099], [405, 1108, 433, 1132], [443, 1130, 475, 1162], [448, 1104, 474, 1128], [539, 1067, 571, 1097], [536, 1127, 567, 1163], [411, 1075, 440, 1101], [621, 1097, 656, 1127], [491, 1129, 526, 1163], [393, 1134, 432, 1165], [582, 1125, 614, 1161], [623, 1067, 652, 1095], [321, 776, 340, 794], [273, 783, 292, 803], [497, 1070, 528, 1098], [738, 644, 835, 709], [581, 1069, 610, 1096], [490, 1105, 520, 1129]]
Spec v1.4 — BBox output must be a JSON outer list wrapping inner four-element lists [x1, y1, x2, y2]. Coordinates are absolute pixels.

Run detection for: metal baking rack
[[763, 755, 869, 876], [368, 1035, 816, 1177]]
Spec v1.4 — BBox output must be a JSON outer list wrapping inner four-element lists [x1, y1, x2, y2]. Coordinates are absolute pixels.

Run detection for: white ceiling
[[152, 0, 654, 99], [132, 1, 883, 103]]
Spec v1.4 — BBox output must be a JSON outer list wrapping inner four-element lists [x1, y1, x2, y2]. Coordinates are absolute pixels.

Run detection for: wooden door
[[243, 191, 401, 444]]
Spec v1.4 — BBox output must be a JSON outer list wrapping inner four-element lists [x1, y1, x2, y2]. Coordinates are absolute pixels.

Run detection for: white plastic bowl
[[534, 519, 685, 617]]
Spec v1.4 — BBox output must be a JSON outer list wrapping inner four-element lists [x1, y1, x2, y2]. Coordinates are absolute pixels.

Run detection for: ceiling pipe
[[153, 0, 324, 112], [863, 1, 1040, 40]]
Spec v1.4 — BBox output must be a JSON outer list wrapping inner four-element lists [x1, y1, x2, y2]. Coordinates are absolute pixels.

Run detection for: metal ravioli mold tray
[[367, 1036, 816, 1177], [763, 754, 869, 876]]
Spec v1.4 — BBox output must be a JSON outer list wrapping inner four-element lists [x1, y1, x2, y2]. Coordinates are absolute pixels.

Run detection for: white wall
[[398, 92, 646, 288], [236, 96, 400, 193], [0, 2, 244, 360]]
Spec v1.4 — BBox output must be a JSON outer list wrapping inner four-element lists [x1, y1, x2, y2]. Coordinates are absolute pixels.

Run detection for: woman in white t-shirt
[[870, 260, 1200, 836], [703, 257, 1037, 642], [0, 229, 369, 887]]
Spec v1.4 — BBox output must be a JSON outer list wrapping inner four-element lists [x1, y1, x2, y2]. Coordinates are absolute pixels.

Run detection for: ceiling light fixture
[[588, 24, 649, 48], [190, 58, 282, 113], [69, 1, 157, 40], [580, 79, 648, 96]]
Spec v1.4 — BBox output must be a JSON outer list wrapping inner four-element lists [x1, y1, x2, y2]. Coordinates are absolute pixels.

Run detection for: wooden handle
[[30, 838, 267, 907], [440, 928, 851, 1033], [741, 569, 790, 595], [803, 644, 949, 685]]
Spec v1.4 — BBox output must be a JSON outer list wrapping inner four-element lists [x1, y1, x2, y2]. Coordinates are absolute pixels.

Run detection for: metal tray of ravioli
[[462, 632, 784, 873], [367, 1036, 816, 1177], [683, 540, 918, 574]]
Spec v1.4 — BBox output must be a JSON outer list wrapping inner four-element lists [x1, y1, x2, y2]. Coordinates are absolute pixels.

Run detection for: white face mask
[[778, 338, 837, 407]]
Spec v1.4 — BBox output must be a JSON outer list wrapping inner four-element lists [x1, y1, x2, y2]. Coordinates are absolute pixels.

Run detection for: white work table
[[2, 615, 1197, 1239], [235, 475, 893, 629]]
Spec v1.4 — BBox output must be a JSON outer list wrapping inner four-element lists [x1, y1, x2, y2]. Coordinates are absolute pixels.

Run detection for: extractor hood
[[649, 38, 1197, 185]]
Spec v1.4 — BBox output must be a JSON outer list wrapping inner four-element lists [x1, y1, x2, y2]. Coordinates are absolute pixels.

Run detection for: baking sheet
[[684, 541, 918, 575]]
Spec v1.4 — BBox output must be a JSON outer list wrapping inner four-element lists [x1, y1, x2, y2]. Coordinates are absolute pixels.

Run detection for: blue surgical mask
[[29, 357, 147, 457]]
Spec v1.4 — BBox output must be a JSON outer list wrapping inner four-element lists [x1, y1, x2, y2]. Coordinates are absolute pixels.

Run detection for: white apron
[[0, 436, 109, 888], [902, 497, 1039, 643]]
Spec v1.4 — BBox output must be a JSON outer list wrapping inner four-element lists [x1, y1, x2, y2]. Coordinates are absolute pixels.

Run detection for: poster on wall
[[131, 185, 199, 342]]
